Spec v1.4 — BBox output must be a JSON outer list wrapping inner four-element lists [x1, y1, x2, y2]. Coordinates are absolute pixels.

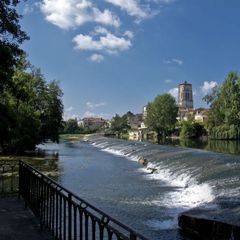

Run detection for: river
[[36, 136, 240, 240]]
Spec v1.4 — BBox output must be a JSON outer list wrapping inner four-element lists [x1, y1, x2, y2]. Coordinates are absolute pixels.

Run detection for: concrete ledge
[[178, 207, 240, 240]]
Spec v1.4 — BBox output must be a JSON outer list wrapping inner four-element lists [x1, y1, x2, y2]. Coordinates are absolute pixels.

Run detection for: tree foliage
[[0, 2, 64, 153], [180, 116, 206, 139], [111, 114, 129, 133], [145, 93, 178, 141], [204, 72, 240, 139], [63, 119, 80, 134], [0, 0, 29, 93], [0, 58, 63, 153]]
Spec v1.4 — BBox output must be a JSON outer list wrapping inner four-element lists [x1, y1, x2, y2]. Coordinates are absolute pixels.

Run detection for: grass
[[60, 134, 84, 141]]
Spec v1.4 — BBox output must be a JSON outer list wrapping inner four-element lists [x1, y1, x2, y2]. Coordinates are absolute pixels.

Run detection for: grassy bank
[[60, 134, 84, 141]]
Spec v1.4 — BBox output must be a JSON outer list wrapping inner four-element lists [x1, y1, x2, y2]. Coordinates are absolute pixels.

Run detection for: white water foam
[[90, 141, 215, 230], [146, 219, 177, 230]]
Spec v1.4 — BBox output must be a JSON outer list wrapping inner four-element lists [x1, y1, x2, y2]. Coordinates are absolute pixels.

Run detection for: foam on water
[[146, 219, 177, 230], [89, 138, 216, 230]]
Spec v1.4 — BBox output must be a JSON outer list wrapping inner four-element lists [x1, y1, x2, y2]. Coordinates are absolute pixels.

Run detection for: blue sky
[[19, 0, 240, 119]]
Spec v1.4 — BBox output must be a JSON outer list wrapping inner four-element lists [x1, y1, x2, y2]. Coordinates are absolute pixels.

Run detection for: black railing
[[19, 161, 148, 240], [0, 160, 19, 193]]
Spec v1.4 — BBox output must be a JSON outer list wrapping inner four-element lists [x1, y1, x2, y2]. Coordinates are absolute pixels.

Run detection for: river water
[[37, 136, 240, 240]]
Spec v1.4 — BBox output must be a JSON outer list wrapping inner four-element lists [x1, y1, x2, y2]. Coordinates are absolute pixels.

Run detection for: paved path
[[0, 196, 53, 240]]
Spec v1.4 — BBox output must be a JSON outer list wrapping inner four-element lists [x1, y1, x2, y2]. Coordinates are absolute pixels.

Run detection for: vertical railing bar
[[52, 189, 55, 236], [64, 197, 67, 240], [91, 217, 96, 240], [46, 184, 49, 227], [68, 193, 72, 240], [74, 204, 77, 240], [49, 187, 53, 232], [79, 209, 83, 240], [59, 194, 63, 240], [85, 213, 89, 240], [56, 190, 59, 239]]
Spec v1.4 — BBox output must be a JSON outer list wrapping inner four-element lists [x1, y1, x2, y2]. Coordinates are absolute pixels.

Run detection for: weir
[[87, 135, 240, 239]]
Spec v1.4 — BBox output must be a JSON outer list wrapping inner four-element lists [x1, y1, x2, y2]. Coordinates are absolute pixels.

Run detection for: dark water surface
[[37, 136, 240, 240], [157, 138, 240, 156]]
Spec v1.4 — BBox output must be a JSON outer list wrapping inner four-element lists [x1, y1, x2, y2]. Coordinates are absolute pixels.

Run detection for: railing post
[[130, 233, 137, 240], [18, 161, 21, 199], [68, 193, 72, 240]]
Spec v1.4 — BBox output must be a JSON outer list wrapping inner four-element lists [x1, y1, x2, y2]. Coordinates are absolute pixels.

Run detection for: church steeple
[[178, 81, 193, 109]]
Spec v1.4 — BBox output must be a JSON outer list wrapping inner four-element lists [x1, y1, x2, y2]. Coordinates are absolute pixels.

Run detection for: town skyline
[[19, 1, 240, 120]]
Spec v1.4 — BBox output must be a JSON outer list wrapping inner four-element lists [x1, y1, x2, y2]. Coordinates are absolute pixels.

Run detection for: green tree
[[180, 116, 206, 139], [111, 114, 129, 134], [0, 61, 63, 153], [63, 119, 80, 134], [145, 93, 178, 143], [0, 0, 29, 92], [204, 72, 240, 139]]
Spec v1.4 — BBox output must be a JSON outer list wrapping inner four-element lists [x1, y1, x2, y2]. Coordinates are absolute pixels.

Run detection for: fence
[[0, 159, 19, 194], [19, 160, 148, 240]]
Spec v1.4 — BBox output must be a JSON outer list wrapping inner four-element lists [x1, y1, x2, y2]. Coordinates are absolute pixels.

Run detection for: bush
[[209, 125, 240, 140], [180, 120, 206, 139]]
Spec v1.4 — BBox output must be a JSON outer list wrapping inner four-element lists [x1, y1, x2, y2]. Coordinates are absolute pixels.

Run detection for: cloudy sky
[[19, 0, 240, 119]]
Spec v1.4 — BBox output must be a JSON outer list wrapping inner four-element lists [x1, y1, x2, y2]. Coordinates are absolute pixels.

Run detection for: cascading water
[[86, 135, 240, 231]]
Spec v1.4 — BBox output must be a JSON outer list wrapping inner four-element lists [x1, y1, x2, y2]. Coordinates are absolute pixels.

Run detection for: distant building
[[178, 81, 193, 108], [77, 120, 84, 127], [129, 130, 140, 141], [82, 117, 107, 130], [143, 106, 147, 120], [194, 108, 209, 124], [178, 81, 194, 120], [126, 112, 143, 129]]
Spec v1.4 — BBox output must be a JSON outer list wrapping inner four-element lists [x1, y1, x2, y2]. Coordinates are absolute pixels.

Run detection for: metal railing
[[19, 160, 148, 240], [0, 160, 19, 193]]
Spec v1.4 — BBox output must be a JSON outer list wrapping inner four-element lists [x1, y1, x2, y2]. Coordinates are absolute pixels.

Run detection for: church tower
[[178, 81, 193, 109]]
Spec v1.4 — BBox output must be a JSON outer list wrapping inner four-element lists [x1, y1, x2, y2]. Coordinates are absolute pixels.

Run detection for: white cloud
[[73, 31, 132, 54], [164, 79, 173, 83], [65, 106, 74, 111], [105, 0, 149, 19], [63, 113, 80, 120], [83, 111, 97, 118], [93, 26, 110, 35], [150, 0, 176, 3], [201, 81, 218, 95], [23, 4, 35, 14], [89, 54, 104, 62], [164, 58, 183, 65], [86, 101, 106, 109], [168, 87, 178, 101], [40, 0, 120, 29], [39, 0, 176, 60], [82, 111, 112, 119], [124, 30, 134, 39]]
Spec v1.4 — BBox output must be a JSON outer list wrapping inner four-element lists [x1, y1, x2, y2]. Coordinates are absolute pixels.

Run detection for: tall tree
[[111, 114, 129, 134], [0, 0, 29, 92], [145, 93, 178, 142], [0, 61, 63, 153], [204, 72, 240, 139], [63, 119, 80, 134]]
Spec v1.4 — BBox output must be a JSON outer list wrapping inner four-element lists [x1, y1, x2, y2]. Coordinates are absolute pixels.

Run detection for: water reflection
[[151, 138, 240, 156]]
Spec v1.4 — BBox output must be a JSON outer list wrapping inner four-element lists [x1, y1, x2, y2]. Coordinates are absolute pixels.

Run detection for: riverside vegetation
[[0, 1, 63, 154]]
